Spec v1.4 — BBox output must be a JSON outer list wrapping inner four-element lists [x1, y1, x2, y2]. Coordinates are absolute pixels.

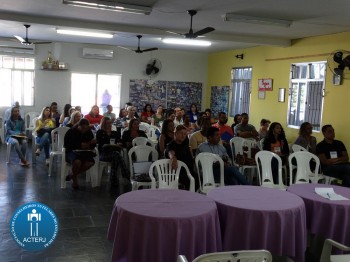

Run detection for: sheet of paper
[[315, 187, 349, 201]]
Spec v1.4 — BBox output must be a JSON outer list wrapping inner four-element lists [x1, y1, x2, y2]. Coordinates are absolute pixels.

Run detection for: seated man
[[189, 116, 211, 156], [234, 113, 259, 140], [197, 126, 249, 185], [212, 112, 233, 157], [316, 124, 350, 187]]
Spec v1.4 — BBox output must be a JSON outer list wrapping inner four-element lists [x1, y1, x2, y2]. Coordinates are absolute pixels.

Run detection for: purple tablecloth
[[207, 186, 307, 262], [288, 184, 350, 246], [107, 189, 222, 262]]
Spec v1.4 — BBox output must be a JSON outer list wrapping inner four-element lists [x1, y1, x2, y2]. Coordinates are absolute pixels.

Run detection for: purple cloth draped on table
[[107, 189, 222, 262], [208, 186, 307, 262], [288, 184, 350, 247]]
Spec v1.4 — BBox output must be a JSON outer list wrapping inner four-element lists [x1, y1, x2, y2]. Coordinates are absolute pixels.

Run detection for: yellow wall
[[207, 31, 350, 148]]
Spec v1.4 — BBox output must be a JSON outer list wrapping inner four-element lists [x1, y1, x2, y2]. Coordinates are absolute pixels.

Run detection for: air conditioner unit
[[82, 48, 114, 60], [0, 41, 35, 55]]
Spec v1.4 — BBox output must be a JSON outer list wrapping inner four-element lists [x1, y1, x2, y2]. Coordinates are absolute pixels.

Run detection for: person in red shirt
[[212, 112, 234, 157], [141, 104, 155, 124], [84, 105, 103, 128]]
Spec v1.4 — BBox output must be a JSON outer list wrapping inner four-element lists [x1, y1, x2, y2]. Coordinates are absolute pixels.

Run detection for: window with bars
[[0, 56, 35, 106], [230, 67, 252, 117], [288, 62, 326, 131]]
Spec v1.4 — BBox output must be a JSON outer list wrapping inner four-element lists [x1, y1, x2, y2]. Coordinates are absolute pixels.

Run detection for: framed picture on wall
[[258, 91, 265, 100], [258, 78, 273, 91]]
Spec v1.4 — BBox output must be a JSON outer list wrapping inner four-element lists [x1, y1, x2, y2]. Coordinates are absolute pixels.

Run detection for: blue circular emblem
[[10, 202, 59, 251]]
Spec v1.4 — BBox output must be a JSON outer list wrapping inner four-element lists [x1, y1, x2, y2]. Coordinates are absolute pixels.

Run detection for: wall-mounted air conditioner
[[0, 41, 35, 55], [82, 48, 114, 60]]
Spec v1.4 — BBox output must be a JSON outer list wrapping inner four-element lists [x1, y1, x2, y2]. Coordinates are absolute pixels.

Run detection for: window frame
[[230, 67, 252, 117], [287, 61, 326, 132]]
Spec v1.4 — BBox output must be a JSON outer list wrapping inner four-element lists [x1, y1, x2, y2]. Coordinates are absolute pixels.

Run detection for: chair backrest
[[51, 127, 70, 152], [25, 112, 39, 129], [292, 144, 307, 152], [31, 117, 39, 136], [149, 159, 195, 192], [192, 250, 272, 262], [132, 136, 155, 148], [288, 151, 320, 185], [255, 150, 284, 187], [148, 125, 160, 141], [195, 152, 224, 194], [139, 122, 150, 133], [320, 238, 350, 262], [229, 137, 245, 165], [243, 139, 258, 158], [128, 145, 159, 177]]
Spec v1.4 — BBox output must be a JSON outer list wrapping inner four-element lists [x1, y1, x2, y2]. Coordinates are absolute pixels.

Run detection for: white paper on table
[[315, 187, 349, 201]]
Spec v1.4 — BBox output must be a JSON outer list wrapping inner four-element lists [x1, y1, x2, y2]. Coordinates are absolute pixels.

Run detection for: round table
[[207, 186, 307, 262], [107, 189, 222, 262], [288, 183, 350, 246]]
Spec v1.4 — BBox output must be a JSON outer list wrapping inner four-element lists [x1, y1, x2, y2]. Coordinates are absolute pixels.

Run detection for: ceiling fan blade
[[14, 35, 25, 43], [33, 41, 52, 45], [142, 47, 158, 52], [166, 30, 183, 36], [193, 27, 215, 37], [117, 45, 135, 52]]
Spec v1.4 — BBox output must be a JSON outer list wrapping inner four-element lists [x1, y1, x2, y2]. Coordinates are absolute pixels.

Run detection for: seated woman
[[187, 103, 199, 124], [62, 107, 76, 127], [183, 114, 195, 135], [6, 106, 29, 166], [34, 106, 56, 165], [258, 118, 271, 139], [165, 125, 198, 191], [294, 122, 317, 154], [84, 105, 103, 128], [151, 105, 165, 127], [64, 118, 96, 189], [263, 122, 289, 184], [204, 108, 216, 124], [121, 118, 147, 150], [141, 104, 155, 124], [96, 117, 122, 161], [66, 111, 82, 128], [59, 104, 72, 125], [157, 119, 175, 158]]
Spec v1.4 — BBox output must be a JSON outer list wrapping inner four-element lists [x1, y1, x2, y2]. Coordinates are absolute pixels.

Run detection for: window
[[230, 67, 252, 117], [71, 73, 121, 115], [287, 62, 326, 131], [0, 55, 35, 106]]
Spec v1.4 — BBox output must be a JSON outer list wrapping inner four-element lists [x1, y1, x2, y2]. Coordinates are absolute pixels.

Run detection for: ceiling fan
[[117, 35, 158, 53], [167, 10, 215, 39], [14, 24, 52, 45]]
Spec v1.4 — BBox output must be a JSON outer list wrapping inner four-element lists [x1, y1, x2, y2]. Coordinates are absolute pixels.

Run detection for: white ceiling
[[0, 0, 350, 52]]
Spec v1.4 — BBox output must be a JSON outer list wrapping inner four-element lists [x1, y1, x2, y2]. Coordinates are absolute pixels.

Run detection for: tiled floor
[[0, 142, 117, 262]]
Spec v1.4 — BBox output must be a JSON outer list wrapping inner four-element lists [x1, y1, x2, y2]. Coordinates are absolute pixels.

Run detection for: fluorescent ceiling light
[[62, 0, 152, 15], [56, 29, 113, 38], [223, 13, 292, 27], [162, 38, 212, 47]]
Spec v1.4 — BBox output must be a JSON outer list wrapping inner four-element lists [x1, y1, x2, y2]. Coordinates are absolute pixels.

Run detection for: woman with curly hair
[[294, 122, 317, 154], [263, 122, 289, 184], [141, 103, 155, 124]]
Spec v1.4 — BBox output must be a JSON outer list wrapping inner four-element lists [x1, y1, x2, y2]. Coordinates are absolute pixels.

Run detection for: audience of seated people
[[7, 99, 350, 191]]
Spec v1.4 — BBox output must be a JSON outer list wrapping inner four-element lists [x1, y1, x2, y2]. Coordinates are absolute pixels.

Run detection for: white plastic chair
[[25, 112, 39, 138], [195, 152, 224, 194], [132, 136, 156, 148], [149, 159, 195, 192], [255, 150, 287, 190], [60, 148, 99, 188], [6, 139, 28, 164], [139, 122, 150, 134], [148, 125, 160, 141], [230, 137, 257, 183], [178, 249, 272, 262], [320, 239, 350, 262], [288, 151, 324, 184], [31, 117, 39, 164], [292, 144, 307, 152], [128, 145, 159, 191], [48, 127, 69, 176]]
